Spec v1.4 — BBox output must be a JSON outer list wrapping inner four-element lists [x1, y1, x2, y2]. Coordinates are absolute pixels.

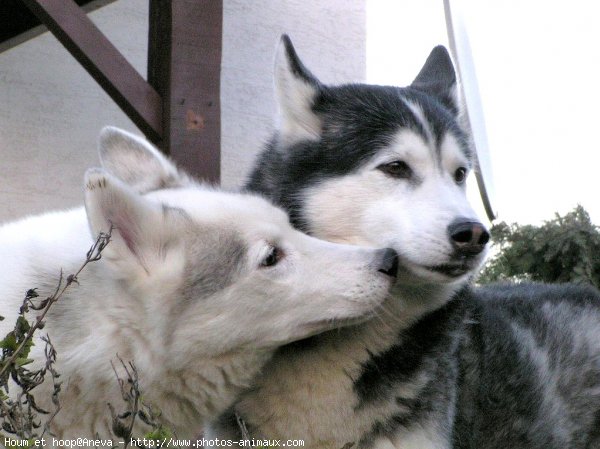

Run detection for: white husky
[[0, 127, 397, 441]]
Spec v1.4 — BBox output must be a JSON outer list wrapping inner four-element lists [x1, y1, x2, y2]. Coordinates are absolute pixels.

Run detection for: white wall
[[0, 0, 366, 223], [222, 0, 366, 188], [0, 0, 148, 222]]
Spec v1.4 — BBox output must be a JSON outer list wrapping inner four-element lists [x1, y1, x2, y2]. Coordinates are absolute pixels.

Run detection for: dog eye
[[378, 161, 413, 179], [261, 247, 282, 268], [454, 167, 467, 184]]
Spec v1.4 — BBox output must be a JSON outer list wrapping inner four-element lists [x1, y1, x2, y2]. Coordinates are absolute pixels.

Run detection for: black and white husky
[[207, 36, 600, 449]]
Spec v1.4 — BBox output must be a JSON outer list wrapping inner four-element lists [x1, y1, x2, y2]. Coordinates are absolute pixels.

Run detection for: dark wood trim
[[20, 0, 163, 142], [0, 0, 116, 54], [147, 0, 172, 152], [148, 0, 222, 183]]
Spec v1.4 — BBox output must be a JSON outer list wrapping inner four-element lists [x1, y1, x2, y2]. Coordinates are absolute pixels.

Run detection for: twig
[[41, 335, 61, 437], [0, 229, 111, 380], [235, 411, 251, 441], [122, 360, 139, 449], [109, 356, 140, 449]]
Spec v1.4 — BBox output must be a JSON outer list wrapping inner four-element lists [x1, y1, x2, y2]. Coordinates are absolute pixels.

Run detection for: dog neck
[[142, 348, 274, 437]]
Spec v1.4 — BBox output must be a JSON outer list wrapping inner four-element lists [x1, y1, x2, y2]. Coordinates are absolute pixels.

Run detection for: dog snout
[[376, 248, 399, 278], [448, 218, 490, 256]]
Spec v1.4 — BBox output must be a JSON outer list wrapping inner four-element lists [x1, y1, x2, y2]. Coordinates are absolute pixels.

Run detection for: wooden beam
[[20, 0, 163, 142], [0, 0, 116, 54], [148, 0, 222, 183]]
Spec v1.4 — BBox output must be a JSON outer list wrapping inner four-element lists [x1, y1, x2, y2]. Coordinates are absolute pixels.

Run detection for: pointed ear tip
[[99, 126, 126, 143], [435, 46, 455, 66], [83, 170, 109, 205], [277, 34, 297, 60], [84, 167, 111, 189], [100, 125, 121, 135], [280, 34, 295, 51], [98, 126, 131, 155], [428, 45, 451, 62], [85, 167, 107, 180], [98, 126, 154, 159]]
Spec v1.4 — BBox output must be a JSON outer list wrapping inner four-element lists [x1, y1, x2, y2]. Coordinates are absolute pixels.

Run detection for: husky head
[[86, 127, 396, 357], [247, 36, 489, 288]]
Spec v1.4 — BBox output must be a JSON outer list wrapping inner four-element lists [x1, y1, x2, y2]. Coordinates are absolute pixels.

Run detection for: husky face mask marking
[[247, 38, 489, 286]]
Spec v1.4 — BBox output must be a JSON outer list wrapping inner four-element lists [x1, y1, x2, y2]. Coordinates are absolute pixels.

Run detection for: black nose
[[448, 218, 490, 256], [377, 248, 399, 278]]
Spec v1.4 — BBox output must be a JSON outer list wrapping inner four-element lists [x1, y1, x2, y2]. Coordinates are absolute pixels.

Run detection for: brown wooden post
[[148, 0, 222, 184]]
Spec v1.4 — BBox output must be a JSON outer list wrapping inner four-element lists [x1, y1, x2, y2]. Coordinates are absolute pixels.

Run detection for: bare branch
[[0, 228, 111, 380]]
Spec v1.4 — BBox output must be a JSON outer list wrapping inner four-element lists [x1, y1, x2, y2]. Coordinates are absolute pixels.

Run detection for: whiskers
[[369, 291, 403, 333]]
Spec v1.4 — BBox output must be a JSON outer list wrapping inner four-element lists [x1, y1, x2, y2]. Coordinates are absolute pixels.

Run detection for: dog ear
[[411, 46, 459, 113], [274, 35, 322, 142], [84, 168, 184, 277], [98, 126, 193, 193]]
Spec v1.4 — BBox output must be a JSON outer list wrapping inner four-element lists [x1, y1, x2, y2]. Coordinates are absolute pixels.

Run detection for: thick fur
[[0, 127, 395, 442], [207, 36, 600, 448]]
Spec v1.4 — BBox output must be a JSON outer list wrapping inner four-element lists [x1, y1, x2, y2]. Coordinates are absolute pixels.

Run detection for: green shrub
[[479, 205, 600, 287]]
